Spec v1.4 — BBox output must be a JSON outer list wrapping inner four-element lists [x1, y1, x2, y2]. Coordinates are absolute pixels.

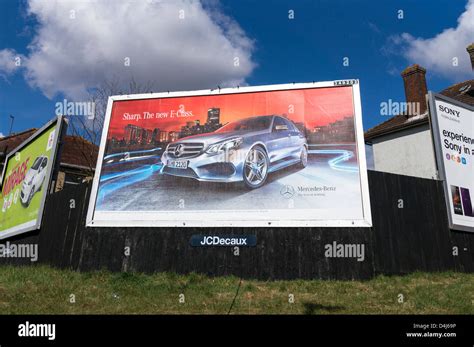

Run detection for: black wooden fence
[[2, 170, 473, 280]]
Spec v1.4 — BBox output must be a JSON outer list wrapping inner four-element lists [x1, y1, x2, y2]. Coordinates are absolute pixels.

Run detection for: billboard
[[87, 81, 372, 227], [0, 116, 65, 239], [428, 92, 474, 232]]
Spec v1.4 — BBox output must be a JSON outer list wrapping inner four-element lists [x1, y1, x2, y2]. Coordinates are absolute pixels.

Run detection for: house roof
[[0, 129, 98, 171], [365, 79, 474, 141], [439, 80, 474, 106], [60, 135, 98, 170], [0, 129, 37, 156]]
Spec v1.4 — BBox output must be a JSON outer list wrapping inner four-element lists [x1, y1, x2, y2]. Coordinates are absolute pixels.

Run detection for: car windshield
[[215, 116, 272, 133], [30, 157, 43, 170]]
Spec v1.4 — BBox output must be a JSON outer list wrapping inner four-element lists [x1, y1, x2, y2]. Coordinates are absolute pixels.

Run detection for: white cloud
[[394, 0, 474, 80], [0, 49, 22, 78], [0, 0, 256, 99]]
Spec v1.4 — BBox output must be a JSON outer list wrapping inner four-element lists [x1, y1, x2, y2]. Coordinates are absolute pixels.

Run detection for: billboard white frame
[[0, 116, 66, 240], [428, 92, 474, 233], [86, 81, 372, 227]]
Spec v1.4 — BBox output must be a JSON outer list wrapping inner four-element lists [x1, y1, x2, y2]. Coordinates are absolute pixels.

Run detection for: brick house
[[365, 43, 474, 179]]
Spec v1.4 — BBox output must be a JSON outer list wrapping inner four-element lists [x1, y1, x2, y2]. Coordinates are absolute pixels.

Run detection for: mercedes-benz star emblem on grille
[[174, 144, 184, 157]]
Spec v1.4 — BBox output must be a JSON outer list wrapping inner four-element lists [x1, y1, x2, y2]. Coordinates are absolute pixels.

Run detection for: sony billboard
[[428, 92, 474, 232]]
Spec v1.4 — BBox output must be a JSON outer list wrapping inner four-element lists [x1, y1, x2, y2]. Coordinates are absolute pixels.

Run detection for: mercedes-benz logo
[[174, 144, 184, 157], [280, 184, 295, 199]]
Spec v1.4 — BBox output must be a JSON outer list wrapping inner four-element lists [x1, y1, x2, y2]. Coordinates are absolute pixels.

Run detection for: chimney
[[467, 43, 474, 70], [401, 64, 428, 116]]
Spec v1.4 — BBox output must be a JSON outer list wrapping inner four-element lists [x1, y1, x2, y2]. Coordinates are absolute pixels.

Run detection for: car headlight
[[206, 137, 243, 155]]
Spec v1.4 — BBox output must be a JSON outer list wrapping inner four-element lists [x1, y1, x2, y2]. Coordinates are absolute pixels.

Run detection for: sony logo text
[[439, 105, 461, 117]]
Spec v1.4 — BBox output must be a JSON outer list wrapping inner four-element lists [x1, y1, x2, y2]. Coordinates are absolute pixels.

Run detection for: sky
[[0, 0, 473, 138]]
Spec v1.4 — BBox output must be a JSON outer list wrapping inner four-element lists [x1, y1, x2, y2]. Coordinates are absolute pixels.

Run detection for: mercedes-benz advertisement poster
[[87, 82, 372, 227], [429, 92, 474, 233], [0, 116, 64, 239]]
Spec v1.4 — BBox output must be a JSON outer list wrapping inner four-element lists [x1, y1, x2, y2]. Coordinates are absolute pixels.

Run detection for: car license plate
[[167, 160, 188, 169]]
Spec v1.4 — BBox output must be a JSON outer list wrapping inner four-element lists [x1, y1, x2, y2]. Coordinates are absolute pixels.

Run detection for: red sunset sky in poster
[[107, 87, 354, 139]]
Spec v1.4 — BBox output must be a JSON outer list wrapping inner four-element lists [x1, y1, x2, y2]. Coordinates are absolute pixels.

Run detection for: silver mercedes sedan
[[160, 115, 308, 189]]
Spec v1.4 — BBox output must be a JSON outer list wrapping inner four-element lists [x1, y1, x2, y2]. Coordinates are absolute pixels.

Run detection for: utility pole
[[9, 115, 14, 135]]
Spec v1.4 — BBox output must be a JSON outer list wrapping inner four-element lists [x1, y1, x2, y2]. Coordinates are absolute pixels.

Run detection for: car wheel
[[26, 186, 34, 207], [299, 146, 308, 168], [243, 146, 269, 189]]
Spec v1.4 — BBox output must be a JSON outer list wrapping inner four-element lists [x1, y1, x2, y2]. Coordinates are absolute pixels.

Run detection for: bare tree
[[66, 78, 154, 173]]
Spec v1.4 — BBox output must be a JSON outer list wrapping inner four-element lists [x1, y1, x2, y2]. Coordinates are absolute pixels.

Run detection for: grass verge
[[0, 265, 473, 314]]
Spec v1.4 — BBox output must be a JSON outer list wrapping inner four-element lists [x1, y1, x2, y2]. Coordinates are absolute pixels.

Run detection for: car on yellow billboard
[[20, 155, 48, 207]]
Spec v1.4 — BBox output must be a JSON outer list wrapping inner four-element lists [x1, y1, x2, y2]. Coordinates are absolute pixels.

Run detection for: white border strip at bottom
[[0, 220, 37, 240]]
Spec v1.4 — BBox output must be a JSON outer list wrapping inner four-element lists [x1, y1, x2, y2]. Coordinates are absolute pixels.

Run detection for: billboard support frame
[[86, 81, 372, 228]]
